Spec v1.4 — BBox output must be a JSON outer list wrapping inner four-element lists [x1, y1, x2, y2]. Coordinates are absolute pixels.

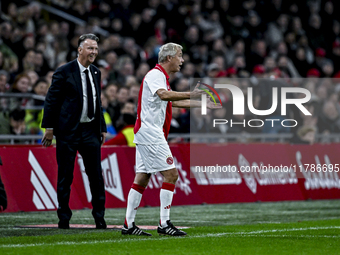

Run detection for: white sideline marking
[[1, 226, 340, 248]]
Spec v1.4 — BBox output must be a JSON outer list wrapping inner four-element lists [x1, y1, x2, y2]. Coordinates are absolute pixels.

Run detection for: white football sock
[[160, 182, 175, 227], [125, 183, 144, 229]]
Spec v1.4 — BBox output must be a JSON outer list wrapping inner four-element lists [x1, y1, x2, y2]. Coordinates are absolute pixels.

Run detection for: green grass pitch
[[1, 200, 340, 254]]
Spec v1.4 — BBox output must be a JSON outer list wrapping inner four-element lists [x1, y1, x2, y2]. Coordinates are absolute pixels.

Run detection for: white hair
[[158, 43, 183, 63]]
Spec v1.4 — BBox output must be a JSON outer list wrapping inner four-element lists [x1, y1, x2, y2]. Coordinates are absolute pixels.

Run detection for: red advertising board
[[0, 143, 339, 213]]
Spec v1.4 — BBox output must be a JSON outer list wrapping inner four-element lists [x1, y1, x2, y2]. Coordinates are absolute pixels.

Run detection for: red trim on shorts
[[161, 182, 175, 192], [131, 183, 145, 194]]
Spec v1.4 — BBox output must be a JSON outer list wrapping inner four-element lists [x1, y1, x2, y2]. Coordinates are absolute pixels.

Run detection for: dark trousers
[[56, 121, 105, 221]]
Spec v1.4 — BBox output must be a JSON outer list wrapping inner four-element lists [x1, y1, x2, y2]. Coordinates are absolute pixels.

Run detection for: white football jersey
[[134, 64, 172, 145]]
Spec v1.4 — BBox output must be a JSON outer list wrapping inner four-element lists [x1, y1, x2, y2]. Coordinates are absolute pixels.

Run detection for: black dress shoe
[[58, 220, 70, 229], [95, 218, 107, 229]]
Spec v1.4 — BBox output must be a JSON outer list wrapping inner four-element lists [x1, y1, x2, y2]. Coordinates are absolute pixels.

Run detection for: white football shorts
[[135, 143, 176, 174]]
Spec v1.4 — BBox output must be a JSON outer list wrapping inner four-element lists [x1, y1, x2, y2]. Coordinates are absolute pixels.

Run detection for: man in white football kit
[[122, 43, 220, 236]]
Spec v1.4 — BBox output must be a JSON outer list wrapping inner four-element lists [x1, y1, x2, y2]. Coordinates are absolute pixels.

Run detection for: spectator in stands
[[108, 86, 130, 129], [128, 84, 139, 104], [190, 108, 213, 134], [315, 84, 328, 104], [263, 56, 277, 74], [2, 3, 17, 23], [202, 63, 220, 85], [276, 54, 300, 78], [97, 60, 110, 87], [0, 70, 9, 93], [169, 107, 190, 136], [211, 55, 227, 77], [246, 10, 266, 40], [196, 11, 224, 43], [0, 108, 27, 143], [45, 71, 54, 86], [291, 126, 317, 145], [0, 70, 10, 111], [115, 100, 135, 131], [25, 70, 39, 91], [105, 51, 118, 80], [181, 62, 196, 79], [105, 83, 118, 122], [104, 113, 136, 147], [115, 56, 134, 86], [100, 92, 116, 136], [266, 13, 290, 48], [7, 72, 31, 111], [321, 59, 335, 78], [248, 39, 267, 72], [292, 47, 311, 77], [124, 75, 138, 88], [227, 13, 249, 44], [174, 78, 190, 92], [290, 16, 306, 38], [25, 78, 48, 135], [17, 49, 34, 75], [34, 50, 51, 77], [210, 107, 228, 136], [318, 101, 340, 134], [226, 39, 245, 67], [123, 37, 143, 68], [307, 13, 327, 50], [135, 62, 150, 83]]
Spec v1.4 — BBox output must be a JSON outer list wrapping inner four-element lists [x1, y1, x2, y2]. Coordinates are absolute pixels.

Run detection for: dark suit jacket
[[42, 59, 106, 140]]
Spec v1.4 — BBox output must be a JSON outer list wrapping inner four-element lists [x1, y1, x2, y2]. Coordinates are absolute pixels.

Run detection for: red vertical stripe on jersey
[[163, 99, 172, 140], [155, 64, 172, 140], [134, 64, 172, 140], [134, 76, 145, 135]]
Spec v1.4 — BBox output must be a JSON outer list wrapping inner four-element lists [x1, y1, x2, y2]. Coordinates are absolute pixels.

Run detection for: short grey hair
[[158, 43, 183, 63], [78, 33, 99, 48]]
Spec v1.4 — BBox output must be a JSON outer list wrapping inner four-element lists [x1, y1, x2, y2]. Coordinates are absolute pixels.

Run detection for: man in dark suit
[[41, 34, 107, 229]]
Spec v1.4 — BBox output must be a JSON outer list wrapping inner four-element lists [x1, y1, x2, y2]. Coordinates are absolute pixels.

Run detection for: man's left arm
[[173, 99, 221, 109]]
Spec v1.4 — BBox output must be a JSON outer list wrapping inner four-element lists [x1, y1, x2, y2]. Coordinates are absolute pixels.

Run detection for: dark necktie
[[84, 69, 94, 119]]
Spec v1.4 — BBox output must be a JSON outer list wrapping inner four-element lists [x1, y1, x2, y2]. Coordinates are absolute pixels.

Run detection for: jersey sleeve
[[147, 70, 167, 95]]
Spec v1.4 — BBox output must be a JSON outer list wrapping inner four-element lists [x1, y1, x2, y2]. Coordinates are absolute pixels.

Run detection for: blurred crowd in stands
[[1, 0, 340, 144]]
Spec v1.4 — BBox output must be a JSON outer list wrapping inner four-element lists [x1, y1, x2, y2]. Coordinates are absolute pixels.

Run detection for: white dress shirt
[[77, 60, 97, 123]]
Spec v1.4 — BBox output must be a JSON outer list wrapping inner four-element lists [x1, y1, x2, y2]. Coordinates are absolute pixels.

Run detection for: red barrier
[[0, 144, 339, 213]]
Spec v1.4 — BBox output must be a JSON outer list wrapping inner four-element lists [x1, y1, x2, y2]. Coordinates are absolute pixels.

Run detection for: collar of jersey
[[155, 64, 169, 80]]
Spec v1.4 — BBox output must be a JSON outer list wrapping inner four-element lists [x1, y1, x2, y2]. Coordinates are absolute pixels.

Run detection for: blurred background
[[1, 0, 340, 144]]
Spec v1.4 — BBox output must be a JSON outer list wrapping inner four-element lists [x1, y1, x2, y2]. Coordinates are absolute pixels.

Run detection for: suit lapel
[[90, 66, 99, 89], [90, 65, 100, 105]]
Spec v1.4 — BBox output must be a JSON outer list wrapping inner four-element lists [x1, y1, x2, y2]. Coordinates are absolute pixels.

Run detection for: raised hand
[[190, 82, 206, 99], [207, 96, 222, 109]]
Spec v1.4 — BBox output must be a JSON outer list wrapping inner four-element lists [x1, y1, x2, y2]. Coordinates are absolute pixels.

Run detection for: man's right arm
[[156, 83, 204, 101], [41, 69, 65, 147], [41, 69, 64, 129]]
